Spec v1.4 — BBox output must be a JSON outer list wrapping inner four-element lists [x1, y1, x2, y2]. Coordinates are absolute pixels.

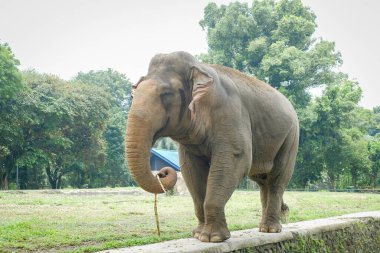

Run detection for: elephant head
[[126, 52, 214, 194]]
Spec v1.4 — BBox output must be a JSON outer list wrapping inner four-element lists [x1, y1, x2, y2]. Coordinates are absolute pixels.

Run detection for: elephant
[[125, 51, 299, 243]]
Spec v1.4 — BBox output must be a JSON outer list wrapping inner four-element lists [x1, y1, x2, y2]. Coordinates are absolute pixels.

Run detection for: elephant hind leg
[[259, 126, 298, 233], [251, 174, 289, 230], [251, 173, 269, 221]]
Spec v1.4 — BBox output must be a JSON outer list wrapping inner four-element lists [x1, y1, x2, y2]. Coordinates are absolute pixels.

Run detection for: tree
[[368, 135, 380, 188], [341, 128, 371, 188], [311, 75, 362, 189], [0, 43, 24, 100], [0, 43, 24, 189], [74, 68, 132, 114], [290, 104, 323, 188], [73, 69, 133, 187], [100, 111, 128, 187], [199, 0, 341, 108], [12, 71, 111, 189], [369, 106, 380, 136]]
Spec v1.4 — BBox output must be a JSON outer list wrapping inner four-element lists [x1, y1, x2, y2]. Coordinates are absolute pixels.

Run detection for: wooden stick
[[154, 193, 161, 236]]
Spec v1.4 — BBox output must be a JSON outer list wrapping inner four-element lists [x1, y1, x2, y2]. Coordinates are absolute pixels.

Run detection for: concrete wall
[[100, 211, 380, 253]]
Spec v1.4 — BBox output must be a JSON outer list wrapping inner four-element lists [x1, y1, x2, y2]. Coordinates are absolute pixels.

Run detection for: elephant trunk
[[126, 108, 177, 194]]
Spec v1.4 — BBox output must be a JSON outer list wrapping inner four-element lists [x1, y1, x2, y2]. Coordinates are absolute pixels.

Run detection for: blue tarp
[[150, 148, 180, 171]]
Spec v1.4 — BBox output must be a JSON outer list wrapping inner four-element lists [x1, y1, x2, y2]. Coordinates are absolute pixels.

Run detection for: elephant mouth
[[152, 117, 171, 145]]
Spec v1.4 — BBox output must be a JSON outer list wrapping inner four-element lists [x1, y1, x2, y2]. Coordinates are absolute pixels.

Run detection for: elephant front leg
[[200, 199, 231, 242], [200, 151, 247, 243], [179, 147, 210, 239]]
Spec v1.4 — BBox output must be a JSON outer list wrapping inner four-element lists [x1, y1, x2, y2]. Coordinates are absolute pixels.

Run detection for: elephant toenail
[[211, 235, 222, 242], [200, 235, 210, 242]]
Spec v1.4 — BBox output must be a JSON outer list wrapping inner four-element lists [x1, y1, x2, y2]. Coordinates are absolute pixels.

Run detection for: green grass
[[0, 188, 379, 253]]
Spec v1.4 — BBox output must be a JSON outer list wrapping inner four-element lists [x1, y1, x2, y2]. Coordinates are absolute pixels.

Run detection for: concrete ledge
[[100, 211, 380, 253]]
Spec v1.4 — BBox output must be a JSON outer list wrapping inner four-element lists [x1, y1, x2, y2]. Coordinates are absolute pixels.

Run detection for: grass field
[[0, 188, 379, 253]]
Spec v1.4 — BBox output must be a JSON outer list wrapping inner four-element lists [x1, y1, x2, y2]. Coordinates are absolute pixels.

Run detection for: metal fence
[[286, 188, 380, 194]]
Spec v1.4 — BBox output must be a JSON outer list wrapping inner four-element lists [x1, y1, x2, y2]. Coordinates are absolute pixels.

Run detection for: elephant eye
[[160, 90, 174, 109], [160, 91, 174, 97]]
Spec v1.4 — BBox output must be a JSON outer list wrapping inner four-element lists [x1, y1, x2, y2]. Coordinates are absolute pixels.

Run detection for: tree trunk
[[352, 176, 358, 189], [45, 166, 61, 189], [327, 171, 336, 190], [1, 171, 9, 190], [372, 171, 378, 189], [301, 178, 308, 189], [1, 155, 16, 190], [56, 175, 62, 189]]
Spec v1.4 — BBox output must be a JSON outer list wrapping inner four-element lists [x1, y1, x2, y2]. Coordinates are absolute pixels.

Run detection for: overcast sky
[[1, 0, 379, 109]]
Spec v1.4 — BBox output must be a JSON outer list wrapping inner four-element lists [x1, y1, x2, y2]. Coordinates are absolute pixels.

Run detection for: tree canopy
[[0, 66, 136, 189], [73, 69, 134, 187], [0, 43, 24, 100], [199, 0, 341, 107], [74, 69, 132, 114]]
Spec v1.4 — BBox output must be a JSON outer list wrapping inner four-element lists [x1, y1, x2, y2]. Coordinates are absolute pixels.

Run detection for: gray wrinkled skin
[[126, 51, 299, 243]]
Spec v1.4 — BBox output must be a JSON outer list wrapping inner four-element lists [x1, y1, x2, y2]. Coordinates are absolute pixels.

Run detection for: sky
[[1, 0, 379, 109]]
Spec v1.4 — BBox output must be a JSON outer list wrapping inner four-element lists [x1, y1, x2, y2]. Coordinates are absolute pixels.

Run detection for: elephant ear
[[189, 66, 213, 118], [131, 76, 145, 98]]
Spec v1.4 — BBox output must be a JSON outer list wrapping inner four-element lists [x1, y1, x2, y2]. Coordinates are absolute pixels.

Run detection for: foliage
[[73, 69, 134, 187], [369, 106, 380, 136], [0, 69, 111, 189], [199, 0, 341, 108], [154, 137, 179, 150], [1, 55, 135, 189], [291, 104, 323, 188], [101, 111, 129, 187], [0, 43, 24, 100], [312, 77, 366, 189], [368, 134, 380, 188], [0, 43, 25, 189], [341, 128, 371, 188], [28, 71, 110, 188], [74, 68, 132, 114], [291, 75, 374, 189]]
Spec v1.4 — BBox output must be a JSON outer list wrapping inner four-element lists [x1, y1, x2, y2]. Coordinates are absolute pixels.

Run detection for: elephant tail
[[281, 201, 289, 223]]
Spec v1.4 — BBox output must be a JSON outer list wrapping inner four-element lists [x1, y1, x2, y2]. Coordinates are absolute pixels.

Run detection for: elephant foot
[[259, 220, 282, 233], [192, 223, 204, 239], [199, 222, 230, 243]]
